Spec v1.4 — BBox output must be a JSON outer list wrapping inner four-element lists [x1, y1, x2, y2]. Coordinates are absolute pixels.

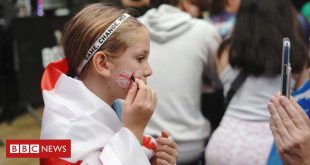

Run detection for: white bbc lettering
[[20, 144, 29, 153], [30, 144, 39, 153], [41, 145, 67, 152], [41, 145, 50, 152], [62, 145, 66, 152], [10, 144, 19, 153], [55, 146, 62, 152]]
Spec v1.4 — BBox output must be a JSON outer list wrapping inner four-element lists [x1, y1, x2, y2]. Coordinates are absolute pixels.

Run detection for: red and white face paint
[[116, 69, 142, 88]]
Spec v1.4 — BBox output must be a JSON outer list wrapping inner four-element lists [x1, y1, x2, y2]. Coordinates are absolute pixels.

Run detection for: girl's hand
[[151, 131, 178, 165], [122, 78, 157, 141]]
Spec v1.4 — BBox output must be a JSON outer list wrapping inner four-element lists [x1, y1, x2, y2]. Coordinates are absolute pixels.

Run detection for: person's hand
[[268, 95, 310, 165], [122, 78, 157, 142], [151, 131, 178, 165]]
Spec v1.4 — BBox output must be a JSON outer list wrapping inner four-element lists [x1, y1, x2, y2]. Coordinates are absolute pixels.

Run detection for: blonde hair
[[61, 3, 144, 76]]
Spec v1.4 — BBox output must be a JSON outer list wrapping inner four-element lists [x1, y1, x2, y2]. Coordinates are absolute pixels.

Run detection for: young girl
[[40, 3, 178, 165]]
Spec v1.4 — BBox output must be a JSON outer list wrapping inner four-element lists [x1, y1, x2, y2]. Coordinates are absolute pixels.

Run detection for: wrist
[[125, 126, 144, 142]]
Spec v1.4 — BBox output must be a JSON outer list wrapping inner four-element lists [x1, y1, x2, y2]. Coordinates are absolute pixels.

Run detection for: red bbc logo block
[[10, 144, 40, 154], [6, 139, 71, 158]]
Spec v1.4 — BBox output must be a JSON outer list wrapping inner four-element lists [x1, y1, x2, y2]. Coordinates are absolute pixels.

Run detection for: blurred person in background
[[205, 0, 309, 164], [267, 34, 310, 165], [110, 0, 169, 17], [267, 2, 310, 164], [16, 0, 31, 17], [120, 0, 151, 17], [139, 0, 221, 164], [289, 0, 310, 45], [292, 2, 310, 45], [207, 0, 240, 39]]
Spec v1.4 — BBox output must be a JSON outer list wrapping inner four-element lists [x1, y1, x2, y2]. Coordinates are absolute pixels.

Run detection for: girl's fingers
[[156, 138, 178, 161], [153, 158, 170, 165], [156, 138, 177, 150], [124, 82, 137, 105], [133, 79, 148, 104], [161, 131, 169, 138], [155, 152, 175, 164], [151, 89, 157, 109]]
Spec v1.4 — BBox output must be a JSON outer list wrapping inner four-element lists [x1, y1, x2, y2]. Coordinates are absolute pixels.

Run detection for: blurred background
[[0, 0, 309, 164]]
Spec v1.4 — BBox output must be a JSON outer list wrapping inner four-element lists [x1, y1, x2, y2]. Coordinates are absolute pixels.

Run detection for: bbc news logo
[[6, 140, 71, 158]]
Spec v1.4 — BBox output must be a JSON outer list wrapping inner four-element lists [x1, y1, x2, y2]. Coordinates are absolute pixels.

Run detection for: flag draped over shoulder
[[40, 59, 153, 165]]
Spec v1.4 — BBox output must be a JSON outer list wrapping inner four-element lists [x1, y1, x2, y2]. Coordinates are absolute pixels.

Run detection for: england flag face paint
[[116, 69, 142, 88]]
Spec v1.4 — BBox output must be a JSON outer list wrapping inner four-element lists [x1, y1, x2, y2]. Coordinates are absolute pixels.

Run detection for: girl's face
[[226, 0, 241, 14], [182, 0, 202, 18], [109, 27, 152, 99], [187, 4, 201, 18]]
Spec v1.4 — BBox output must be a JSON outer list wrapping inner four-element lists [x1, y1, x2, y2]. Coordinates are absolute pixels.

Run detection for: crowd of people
[[37, 0, 310, 164]]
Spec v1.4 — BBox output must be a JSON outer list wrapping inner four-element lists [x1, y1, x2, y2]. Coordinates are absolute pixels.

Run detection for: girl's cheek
[[120, 70, 132, 77], [116, 69, 143, 88], [116, 77, 130, 88], [116, 69, 135, 89], [134, 71, 142, 79]]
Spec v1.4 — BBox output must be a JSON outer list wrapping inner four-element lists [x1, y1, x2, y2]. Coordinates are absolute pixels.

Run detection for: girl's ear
[[91, 51, 111, 77]]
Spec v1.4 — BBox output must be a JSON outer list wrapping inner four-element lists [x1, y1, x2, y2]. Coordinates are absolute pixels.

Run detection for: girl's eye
[[137, 57, 145, 62]]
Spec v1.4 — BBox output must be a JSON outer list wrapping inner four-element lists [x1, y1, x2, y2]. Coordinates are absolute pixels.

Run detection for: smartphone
[[281, 38, 291, 98]]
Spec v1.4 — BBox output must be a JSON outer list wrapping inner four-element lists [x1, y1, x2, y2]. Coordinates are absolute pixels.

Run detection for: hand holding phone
[[281, 38, 291, 98]]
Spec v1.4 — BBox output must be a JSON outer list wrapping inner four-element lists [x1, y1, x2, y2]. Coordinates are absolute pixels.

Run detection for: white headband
[[77, 13, 131, 74]]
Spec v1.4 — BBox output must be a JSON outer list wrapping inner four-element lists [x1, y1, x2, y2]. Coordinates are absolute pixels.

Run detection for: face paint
[[119, 70, 132, 77], [116, 77, 131, 88], [117, 69, 142, 88]]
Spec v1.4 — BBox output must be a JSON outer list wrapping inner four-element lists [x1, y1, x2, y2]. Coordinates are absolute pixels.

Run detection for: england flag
[[40, 59, 155, 165]]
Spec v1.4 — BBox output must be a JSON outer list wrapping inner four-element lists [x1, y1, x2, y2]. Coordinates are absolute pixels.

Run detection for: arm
[[122, 78, 157, 143], [268, 95, 310, 165], [215, 39, 230, 75], [99, 78, 157, 164], [215, 44, 230, 75], [124, 80, 178, 164]]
